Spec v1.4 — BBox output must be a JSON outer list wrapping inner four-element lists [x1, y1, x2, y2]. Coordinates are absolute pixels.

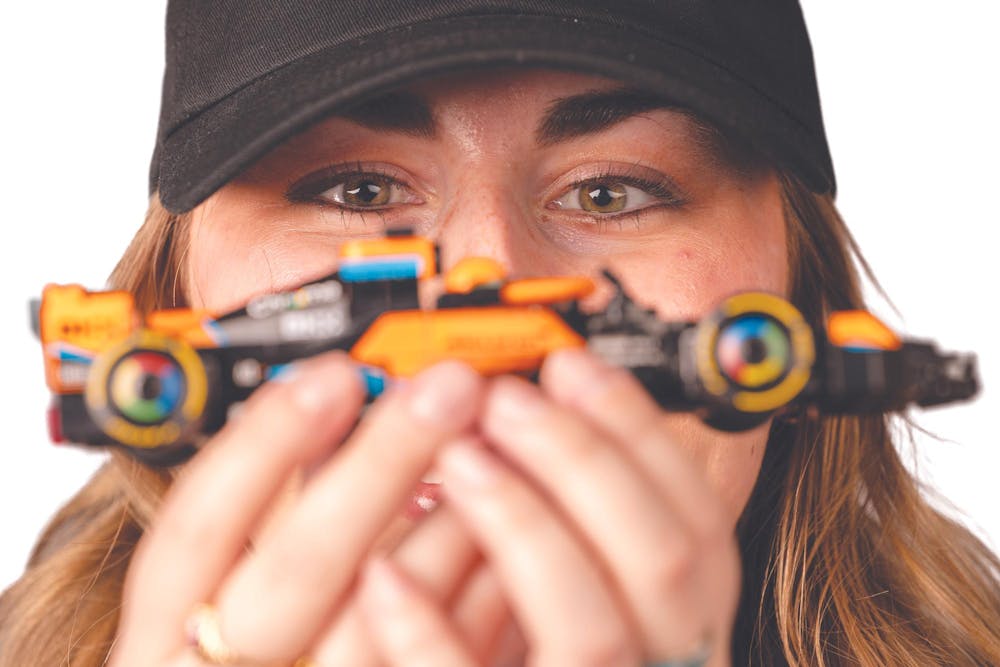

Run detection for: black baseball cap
[[150, 0, 836, 214]]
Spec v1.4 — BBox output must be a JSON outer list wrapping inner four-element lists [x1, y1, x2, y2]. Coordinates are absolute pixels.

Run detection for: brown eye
[[548, 167, 687, 222], [286, 168, 422, 210], [343, 175, 390, 206], [579, 181, 627, 213], [551, 176, 678, 218]]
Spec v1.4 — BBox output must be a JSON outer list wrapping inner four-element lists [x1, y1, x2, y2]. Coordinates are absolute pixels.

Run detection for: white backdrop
[[1, 3, 997, 590]]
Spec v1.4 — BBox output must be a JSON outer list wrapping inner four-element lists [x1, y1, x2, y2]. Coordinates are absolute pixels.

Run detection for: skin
[[113, 69, 788, 667]]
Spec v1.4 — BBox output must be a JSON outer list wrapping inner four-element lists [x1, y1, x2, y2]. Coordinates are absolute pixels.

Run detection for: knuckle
[[694, 504, 731, 543], [149, 501, 216, 557], [311, 607, 379, 666], [393, 631, 440, 662], [349, 412, 441, 483], [371, 611, 456, 667], [603, 363, 645, 395], [649, 532, 699, 594], [603, 365, 658, 409], [468, 474, 552, 545], [481, 476, 536, 526], [356, 418, 409, 468], [257, 538, 319, 590], [556, 422, 609, 465]]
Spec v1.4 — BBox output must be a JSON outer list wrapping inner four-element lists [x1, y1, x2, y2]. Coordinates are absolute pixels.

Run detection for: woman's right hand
[[109, 352, 500, 666]]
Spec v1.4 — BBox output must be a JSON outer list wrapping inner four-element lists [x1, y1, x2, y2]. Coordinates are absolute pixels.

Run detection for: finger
[[215, 361, 484, 662], [450, 563, 512, 663], [359, 557, 479, 667], [119, 351, 365, 660], [438, 443, 640, 666], [479, 375, 715, 655], [540, 348, 729, 536], [310, 503, 481, 667]]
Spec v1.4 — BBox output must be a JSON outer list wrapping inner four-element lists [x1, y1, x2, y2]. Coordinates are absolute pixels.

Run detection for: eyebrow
[[334, 87, 748, 168], [337, 87, 673, 144], [538, 87, 760, 173], [536, 87, 677, 146], [338, 91, 437, 138]]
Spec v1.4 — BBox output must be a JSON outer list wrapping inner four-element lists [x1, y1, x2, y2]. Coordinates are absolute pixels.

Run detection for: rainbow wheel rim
[[109, 351, 186, 424], [695, 293, 815, 414], [86, 330, 207, 450]]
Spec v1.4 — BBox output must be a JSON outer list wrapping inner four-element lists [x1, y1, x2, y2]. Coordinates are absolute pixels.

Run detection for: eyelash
[[551, 167, 688, 222], [285, 164, 687, 226], [286, 164, 417, 211]]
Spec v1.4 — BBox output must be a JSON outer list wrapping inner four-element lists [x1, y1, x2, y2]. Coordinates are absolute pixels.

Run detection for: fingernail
[[291, 358, 358, 412], [490, 378, 543, 422], [407, 361, 478, 423], [439, 443, 499, 489]]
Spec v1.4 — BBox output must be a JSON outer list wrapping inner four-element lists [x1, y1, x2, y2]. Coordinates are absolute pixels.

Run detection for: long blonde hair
[[1, 182, 998, 666]]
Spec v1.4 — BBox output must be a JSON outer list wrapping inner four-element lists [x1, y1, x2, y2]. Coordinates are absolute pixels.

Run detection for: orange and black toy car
[[33, 230, 980, 466]]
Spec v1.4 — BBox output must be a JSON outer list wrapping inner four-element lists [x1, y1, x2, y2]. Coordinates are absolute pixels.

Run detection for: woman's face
[[187, 68, 787, 527]]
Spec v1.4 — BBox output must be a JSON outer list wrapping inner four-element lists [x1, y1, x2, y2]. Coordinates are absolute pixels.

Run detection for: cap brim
[[156, 14, 834, 213]]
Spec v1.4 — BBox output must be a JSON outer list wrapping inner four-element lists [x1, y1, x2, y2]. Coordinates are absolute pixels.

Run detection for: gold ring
[[186, 603, 242, 665]]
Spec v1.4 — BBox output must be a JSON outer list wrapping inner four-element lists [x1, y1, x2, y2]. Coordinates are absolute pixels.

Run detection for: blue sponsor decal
[[339, 256, 421, 282], [58, 348, 94, 364]]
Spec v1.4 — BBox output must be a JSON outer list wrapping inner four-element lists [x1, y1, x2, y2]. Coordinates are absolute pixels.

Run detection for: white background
[[1, 3, 997, 590]]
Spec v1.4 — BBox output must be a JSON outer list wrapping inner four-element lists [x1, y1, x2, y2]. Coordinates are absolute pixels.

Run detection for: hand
[[308, 500, 514, 666], [355, 349, 741, 666], [109, 352, 497, 666]]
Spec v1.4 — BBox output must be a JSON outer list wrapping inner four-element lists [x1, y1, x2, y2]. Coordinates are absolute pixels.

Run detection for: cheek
[[655, 236, 783, 315], [186, 195, 343, 312], [605, 188, 787, 319], [578, 182, 782, 524], [659, 413, 769, 527]]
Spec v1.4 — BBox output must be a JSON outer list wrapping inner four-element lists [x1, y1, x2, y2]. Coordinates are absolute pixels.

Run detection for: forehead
[[407, 67, 617, 104], [273, 67, 748, 167], [354, 67, 705, 135], [235, 68, 766, 188]]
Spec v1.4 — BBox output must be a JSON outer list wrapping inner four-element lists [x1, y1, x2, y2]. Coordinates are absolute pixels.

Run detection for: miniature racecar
[[32, 230, 980, 466]]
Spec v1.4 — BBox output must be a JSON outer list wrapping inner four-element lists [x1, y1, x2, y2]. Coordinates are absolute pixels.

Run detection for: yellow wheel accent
[[85, 330, 207, 449], [694, 292, 815, 414]]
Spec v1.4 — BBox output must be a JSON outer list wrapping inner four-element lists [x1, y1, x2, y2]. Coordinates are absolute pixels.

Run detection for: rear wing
[[37, 285, 136, 394]]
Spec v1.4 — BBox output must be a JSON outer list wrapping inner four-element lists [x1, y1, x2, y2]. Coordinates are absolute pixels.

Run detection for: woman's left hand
[[356, 348, 742, 667]]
